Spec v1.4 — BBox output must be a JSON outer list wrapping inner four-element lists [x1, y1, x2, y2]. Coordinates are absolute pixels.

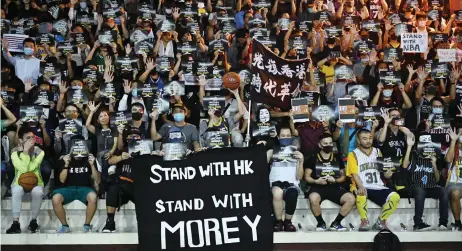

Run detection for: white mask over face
[[259, 109, 270, 123]]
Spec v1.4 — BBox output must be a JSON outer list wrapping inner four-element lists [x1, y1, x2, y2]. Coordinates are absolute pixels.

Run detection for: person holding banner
[[443, 127, 462, 231], [305, 133, 355, 231], [346, 129, 401, 231], [266, 125, 304, 232], [6, 126, 45, 234], [402, 133, 449, 231]]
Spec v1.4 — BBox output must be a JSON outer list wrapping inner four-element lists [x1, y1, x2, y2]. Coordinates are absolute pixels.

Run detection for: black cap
[[172, 103, 186, 112]]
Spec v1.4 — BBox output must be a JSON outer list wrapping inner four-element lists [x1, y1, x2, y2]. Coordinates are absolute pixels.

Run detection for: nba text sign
[[132, 145, 273, 251]]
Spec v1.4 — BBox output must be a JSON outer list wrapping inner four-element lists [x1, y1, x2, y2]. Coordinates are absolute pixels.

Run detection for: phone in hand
[[392, 118, 404, 126]]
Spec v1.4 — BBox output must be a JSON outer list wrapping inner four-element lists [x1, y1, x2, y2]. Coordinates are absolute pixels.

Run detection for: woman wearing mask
[[266, 126, 304, 232], [68, 0, 98, 23], [384, 21, 400, 49], [370, 82, 413, 109]]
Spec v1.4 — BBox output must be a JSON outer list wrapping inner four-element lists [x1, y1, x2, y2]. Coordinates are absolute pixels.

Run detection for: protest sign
[[437, 49, 456, 62], [110, 111, 132, 127], [291, 98, 310, 123], [132, 146, 272, 251], [128, 139, 154, 156], [251, 40, 308, 110], [312, 105, 335, 122], [376, 157, 401, 172], [417, 134, 442, 158], [338, 98, 356, 123], [401, 33, 428, 53], [315, 160, 341, 178], [358, 106, 381, 121], [202, 131, 230, 148]]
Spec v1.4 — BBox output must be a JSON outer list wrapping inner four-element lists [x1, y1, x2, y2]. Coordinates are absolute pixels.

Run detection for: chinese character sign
[[250, 39, 309, 110]]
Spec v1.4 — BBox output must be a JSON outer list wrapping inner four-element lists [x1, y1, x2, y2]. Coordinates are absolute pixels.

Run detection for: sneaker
[[102, 220, 116, 233], [6, 221, 21, 234], [413, 223, 431, 231], [28, 219, 39, 233], [359, 219, 370, 232], [57, 225, 71, 233], [283, 220, 296, 232], [330, 221, 347, 231], [315, 223, 327, 232], [372, 218, 389, 231], [273, 220, 283, 232], [83, 224, 91, 233], [438, 224, 448, 231]]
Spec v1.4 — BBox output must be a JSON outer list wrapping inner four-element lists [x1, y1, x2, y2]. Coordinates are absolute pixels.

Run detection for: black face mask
[[426, 86, 437, 95], [321, 145, 333, 153], [132, 112, 143, 121], [1, 71, 9, 80], [390, 34, 397, 40], [214, 109, 223, 117]]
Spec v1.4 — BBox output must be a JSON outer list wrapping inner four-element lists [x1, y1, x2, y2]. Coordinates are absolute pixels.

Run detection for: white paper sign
[[437, 49, 457, 62], [400, 33, 428, 53]]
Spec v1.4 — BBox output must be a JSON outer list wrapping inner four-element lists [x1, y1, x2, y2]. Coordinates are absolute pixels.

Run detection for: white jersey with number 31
[[353, 148, 387, 190]]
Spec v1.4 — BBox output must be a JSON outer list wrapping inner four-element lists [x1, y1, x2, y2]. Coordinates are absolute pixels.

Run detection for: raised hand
[[59, 81, 68, 94], [406, 134, 415, 146], [104, 70, 114, 83], [381, 109, 392, 124], [146, 57, 156, 71], [416, 66, 428, 80], [125, 43, 132, 55], [123, 80, 133, 94], [88, 101, 101, 113], [24, 79, 34, 93], [448, 127, 461, 142], [407, 65, 416, 76]]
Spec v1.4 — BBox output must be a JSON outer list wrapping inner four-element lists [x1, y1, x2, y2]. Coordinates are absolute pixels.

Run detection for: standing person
[[266, 126, 304, 232], [2, 38, 41, 85], [51, 152, 100, 233], [305, 133, 355, 231], [6, 126, 45, 234], [402, 133, 449, 231], [444, 127, 462, 231], [346, 129, 401, 231]]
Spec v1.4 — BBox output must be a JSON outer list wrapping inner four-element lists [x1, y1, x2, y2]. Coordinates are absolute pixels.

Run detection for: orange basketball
[[18, 172, 38, 192], [222, 72, 241, 90]]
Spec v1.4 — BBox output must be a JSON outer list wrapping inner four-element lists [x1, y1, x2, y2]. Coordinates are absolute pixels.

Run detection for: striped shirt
[[347, 147, 387, 191], [408, 156, 438, 188]]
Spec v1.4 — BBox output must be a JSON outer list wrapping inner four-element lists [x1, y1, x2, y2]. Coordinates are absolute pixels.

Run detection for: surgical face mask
[[80, 1, 87, 9], [197, 2, 205, 8], [383, 89, 393, 97], [308, 8, 314, 13], [418, 21, 426, 28], [360, 57, 369, 63], [173, 113, 185, 122], [131, 88, 138, 97], [165, 8, 172, 14], [23, 47, 34, 55], [432, 107, 443, 114], [279, 137, 293, 146]]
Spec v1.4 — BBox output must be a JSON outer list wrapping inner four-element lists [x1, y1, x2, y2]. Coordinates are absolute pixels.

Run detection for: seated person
[[444, 127, 462, 231], [51, 152, 100, 233], [305, 133, 355, 231]]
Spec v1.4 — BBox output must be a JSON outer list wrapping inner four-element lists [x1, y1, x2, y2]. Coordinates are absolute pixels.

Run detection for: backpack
[[372, 229, 402, 251]]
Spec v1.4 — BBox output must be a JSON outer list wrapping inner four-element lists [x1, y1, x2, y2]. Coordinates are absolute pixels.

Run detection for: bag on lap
[[372, 229, 402, 251]]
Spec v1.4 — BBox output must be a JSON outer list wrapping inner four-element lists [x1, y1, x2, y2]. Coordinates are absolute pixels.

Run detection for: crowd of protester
[[1, 0, 462, 236]]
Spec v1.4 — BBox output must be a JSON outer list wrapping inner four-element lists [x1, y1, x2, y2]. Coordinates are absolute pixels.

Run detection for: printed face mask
[[259, 109, 270, 123]]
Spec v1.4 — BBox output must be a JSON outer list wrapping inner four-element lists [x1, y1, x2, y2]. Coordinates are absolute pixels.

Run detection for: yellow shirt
[[320, 65, 335, 84]]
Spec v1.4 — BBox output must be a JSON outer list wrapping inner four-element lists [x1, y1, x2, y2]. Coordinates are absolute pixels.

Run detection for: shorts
[[52, 186, 95, 205], [271, 181, 300, 193], [307, 186, 349, 205], [361, 188, 394, 207], [447, 183, 462, 193], [106, 182, 135, 208]]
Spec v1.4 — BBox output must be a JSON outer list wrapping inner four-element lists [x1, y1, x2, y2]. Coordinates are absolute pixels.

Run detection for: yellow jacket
[[11, 147, 45, 187]]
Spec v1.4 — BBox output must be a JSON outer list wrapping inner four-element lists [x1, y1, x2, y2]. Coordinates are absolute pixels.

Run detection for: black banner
[[315, 161, 340, 178], [358, 106, 381, 121], [383, 48, 403, 62], [379, 71, 402, 85], [128, 139, 153, 156], [376, 156, 401, 172], [252, 122, 277, 137], [20, 106, 43, 122], [69, 139, 90, 158], [163, 143, 188, 161], [132, 146, 272, 251], [110, 111, 132, 127], [431, 62, 449, 79], [203, 96, 226, 111], [203, 131, 230, 148], [251, 40, 308, 110], [67, 89, 89, 105], [417, 134, 442, 158]]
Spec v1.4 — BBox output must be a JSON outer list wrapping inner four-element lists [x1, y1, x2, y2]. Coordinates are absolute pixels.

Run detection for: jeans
[[413, 187, 448, 226]]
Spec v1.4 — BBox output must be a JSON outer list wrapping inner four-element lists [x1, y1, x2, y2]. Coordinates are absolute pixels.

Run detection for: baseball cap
[[173, 103, 186, 112]]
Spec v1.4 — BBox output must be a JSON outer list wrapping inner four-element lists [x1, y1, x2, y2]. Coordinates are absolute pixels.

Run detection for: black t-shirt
[[60, 159, 93, 188], [379, 129, 407, 158], [305, 152, 345, 188], [114, 150, 134, 184], [95, 126, 118, 153]]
